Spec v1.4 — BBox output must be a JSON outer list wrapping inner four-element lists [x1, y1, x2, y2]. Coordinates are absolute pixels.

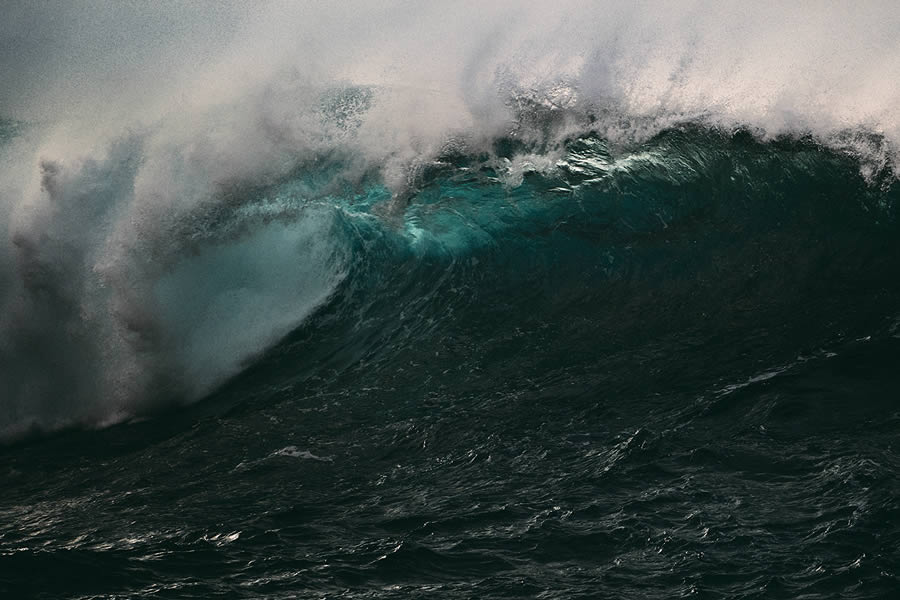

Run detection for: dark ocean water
[[2, 124, 900, 599]]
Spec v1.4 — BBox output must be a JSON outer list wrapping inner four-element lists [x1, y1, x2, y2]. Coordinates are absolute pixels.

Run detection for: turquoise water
[[2, 124, 900, 598]]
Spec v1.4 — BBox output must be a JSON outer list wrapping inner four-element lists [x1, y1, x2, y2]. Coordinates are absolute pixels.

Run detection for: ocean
[[2, 3, 900, 598]]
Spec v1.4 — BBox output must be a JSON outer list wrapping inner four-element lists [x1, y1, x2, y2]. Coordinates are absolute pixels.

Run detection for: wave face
[[3, 3, 900, 598], [2, 114, 898, 438]]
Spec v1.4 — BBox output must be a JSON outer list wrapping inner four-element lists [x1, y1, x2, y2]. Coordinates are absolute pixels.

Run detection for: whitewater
[[2, 2, 900, 598]]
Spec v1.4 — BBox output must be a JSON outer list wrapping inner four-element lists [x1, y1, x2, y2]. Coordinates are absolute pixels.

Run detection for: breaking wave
[[2, 1, 900, 438]]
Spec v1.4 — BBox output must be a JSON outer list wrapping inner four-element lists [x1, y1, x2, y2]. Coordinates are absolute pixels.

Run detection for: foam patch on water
[[272, 446, 334, 462]]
